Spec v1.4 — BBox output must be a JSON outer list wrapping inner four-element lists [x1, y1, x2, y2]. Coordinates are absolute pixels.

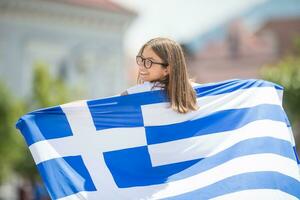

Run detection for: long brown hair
[[136, 37, 199, 114]]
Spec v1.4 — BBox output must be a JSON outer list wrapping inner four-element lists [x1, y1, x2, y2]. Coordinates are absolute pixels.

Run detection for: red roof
[[49, 0, 136, 15]]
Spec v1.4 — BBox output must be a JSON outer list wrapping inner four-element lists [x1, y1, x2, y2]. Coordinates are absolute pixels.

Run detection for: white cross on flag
[[16, 79, 300, 200]]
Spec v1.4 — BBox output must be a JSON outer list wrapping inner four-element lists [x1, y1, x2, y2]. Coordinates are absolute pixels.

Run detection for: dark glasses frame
[[136, 55, 168, 69]]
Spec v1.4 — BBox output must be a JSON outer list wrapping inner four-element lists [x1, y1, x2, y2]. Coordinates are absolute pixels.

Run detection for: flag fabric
[[16, 79, 300, 200]]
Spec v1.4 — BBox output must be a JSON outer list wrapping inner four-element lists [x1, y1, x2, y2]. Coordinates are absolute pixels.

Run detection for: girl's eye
[[145, 59, 152, 67]]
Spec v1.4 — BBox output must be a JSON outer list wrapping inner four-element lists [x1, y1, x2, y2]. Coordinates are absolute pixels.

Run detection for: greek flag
[[16, 79, 300, 200]]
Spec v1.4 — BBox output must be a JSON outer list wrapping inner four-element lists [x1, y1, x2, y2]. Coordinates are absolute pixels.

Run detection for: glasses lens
[[145, 59, 152, 68], [136, 56, 143, 66]]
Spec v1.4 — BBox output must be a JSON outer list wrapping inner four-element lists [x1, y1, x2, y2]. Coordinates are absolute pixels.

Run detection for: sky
[[112, 0, 267, 57]]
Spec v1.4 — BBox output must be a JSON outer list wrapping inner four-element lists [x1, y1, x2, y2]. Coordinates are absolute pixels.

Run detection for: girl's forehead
[[142, 46, 160, 59]]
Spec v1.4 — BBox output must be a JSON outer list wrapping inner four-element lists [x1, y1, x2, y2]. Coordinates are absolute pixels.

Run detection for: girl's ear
[[165, 66, 170, 75]]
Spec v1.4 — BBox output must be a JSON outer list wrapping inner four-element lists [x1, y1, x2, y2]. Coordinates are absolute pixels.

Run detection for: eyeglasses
[[136, 55, 168, 69]]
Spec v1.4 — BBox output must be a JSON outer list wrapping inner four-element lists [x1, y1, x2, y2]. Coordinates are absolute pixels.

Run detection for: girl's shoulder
[[124, 81, 159, 95], [191, 81, 201, 86], [121, 81, 201, 96]]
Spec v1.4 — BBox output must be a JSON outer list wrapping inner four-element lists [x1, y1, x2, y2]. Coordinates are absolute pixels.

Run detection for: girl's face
[[138, 46, 169, 82]]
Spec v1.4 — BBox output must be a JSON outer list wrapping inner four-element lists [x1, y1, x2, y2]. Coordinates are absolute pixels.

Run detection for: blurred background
[[0, 0, 299, 199]]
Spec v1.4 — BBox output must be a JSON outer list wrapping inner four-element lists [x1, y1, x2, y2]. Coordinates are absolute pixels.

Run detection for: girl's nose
[[138, 64, 147, 71]]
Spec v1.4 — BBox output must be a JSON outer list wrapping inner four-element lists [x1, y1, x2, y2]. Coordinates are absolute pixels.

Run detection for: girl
[[121, 37, 200, 114]]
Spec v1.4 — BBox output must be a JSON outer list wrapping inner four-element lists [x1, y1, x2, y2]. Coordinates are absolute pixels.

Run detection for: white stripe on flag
[[148, 120, 291, 166], [57, 191, 88, 200], [149, 154, 299, 199], [288, 127, 296, 146], [142, 87, 281, 126], [29, 127, 147, 164], [210, 189, 298, 200]]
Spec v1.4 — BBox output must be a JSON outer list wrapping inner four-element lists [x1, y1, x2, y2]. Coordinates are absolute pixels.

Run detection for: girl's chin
[[140, 76, 149, 81], [140, 76, 159, 82]]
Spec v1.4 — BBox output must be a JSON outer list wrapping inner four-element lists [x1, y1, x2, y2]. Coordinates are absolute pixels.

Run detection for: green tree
[[0, 61, 77, 185], [31, 61, 72, 108], [15, 61, 75, 181], [260, 36, 300, 154], [0, 81, 26, 184]]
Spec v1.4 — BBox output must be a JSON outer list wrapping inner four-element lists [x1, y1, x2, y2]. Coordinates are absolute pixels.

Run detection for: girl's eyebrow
[[141, 54, 155, 60]]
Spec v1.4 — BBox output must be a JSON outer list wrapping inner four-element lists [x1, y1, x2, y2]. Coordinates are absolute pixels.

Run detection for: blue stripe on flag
[[37, 155, 96, 199], [195, 79, 283, 97], [165, 172, 300, 200], [147, 104, 286, 145], [293, 146, 300, 164], [15, 106, 73, 146], [103, 137, 295, 188], [87, 100, 144, 131]]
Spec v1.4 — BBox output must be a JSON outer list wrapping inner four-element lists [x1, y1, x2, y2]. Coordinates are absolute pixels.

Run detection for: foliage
[[260, 36, 300, 153], [0, 81, 26, 183], [31, 61, 72, 108], [0, 61, 75, 183], [261, 56, 300, 122]]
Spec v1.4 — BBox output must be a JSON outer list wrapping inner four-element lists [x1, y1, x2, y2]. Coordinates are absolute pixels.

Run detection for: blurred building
[[0, 0, 136, 99], [183, 0, 300, 83]]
